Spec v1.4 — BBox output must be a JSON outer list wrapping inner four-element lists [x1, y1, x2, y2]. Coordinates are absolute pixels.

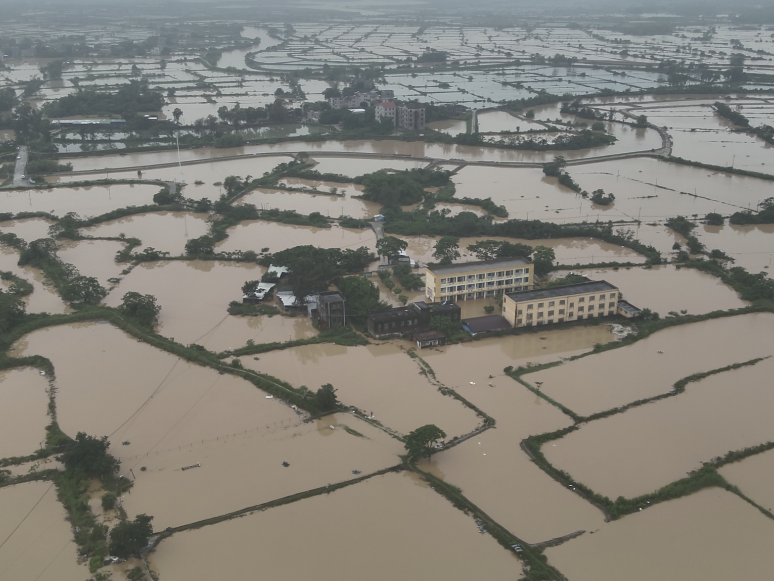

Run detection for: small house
[[413, 330, 447, 349]]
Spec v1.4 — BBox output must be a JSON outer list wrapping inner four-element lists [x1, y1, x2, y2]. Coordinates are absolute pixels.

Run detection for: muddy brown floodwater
[[10, 321, 401, 529], [0, 481, 88, 581], [719, 448, 774, 513], [149, 471, 519, 581], [239, 184, 379, 219], [2, 184, 161, 217], [104, 260, 316, 351], [696, 223, 774, 274], [241, 342, 480, 437], [82, 211, 210, 255], [418, 327, 615, 543], [0, 368, 49, 459], [0, 218, 53, 242], [57, 239, 126, 285], [562, 264, 747, 315], [0, 246, 68, 314], [545, 489, 774, 581], [526, 312, 774, 417], [215, 219, 376, 255], [544, 357, 774, 499]]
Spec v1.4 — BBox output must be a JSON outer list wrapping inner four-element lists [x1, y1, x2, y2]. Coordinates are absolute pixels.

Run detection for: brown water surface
[[82, 211, 210, 255], [104, 260, 315, 350], [0, 481, 87, 581], [545, 357, 774, 498], [148, 471, 519, 581], [697, 223, 774, 274], [2, 184, 161, 217], [719, 448, 774, 513], [545, 489, 774, 581], [564, 264, 747, 315], [239, 184, 379, 219], [0, 247, 68, 314], [242, 342, 480, 436], [528, 313, 774, 417], [57, 239, 126, 285], [0, 368, 49, 459], [0, 218, 53, 242]]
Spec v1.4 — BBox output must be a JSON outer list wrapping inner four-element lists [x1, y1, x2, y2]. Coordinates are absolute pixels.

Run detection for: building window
[[467, 275, 476, 281], [441, 278, 447, 284], [440, 287, 447, 294], [578, 306, 585, 312], [589, 295, 595, 301], [608, 310, 614, 316], [485, 290, 494, 297], [487, 272, 495, 279], [538, 302, 544, 308], [579, 297, 585, 303], [376, 324, 381, 332], [467, 284, 476, 290], [558, 318, 564, 323], [517, 319, 522, 325], [517, 309, 523, 315], [505, 279, 513, 285], [476, 291, 484, 298], [527, 313, 533, 320], [477, 273, 485, 280], [609, 302, 615, 308], [496, 280, 504, 286], [527, 304, 534, 310], [505, 270, 514, 276], [569, 312, 574, 318], [560, 299, 566, 305], [548, 310, 554, 316], [515, 269, 523, 275], [588, 305, 595, 311], [496, 271, 505, 277], [477, 283, 484, 289], [549, 301, 555, 307], [559, 309, 565, 315], [537, 312, 544, 318], [486, 282, 495, 288], [457, 285, 465, 291]]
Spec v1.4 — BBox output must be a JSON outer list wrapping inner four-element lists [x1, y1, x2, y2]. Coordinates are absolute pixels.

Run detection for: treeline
[[729, 198, 774, 225], [42, 80, 165, 118], [454, 130, 616, 151], [714, 101, 774, 145]]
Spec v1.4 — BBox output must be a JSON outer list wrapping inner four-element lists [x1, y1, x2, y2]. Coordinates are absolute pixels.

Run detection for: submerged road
[[11, 145, 27, 187]]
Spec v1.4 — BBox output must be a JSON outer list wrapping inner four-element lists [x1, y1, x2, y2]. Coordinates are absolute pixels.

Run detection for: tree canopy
[[109, 514, 154, 559], [376, 236, 408, 259], [404, 424, 447, 459], [118, 292, 161, 328], [466, 240, 533, 261], [532, 245, 556, 276], [337, 276, 388, 325], [315, 383, 339, 412], [432, 236, 461, 264], [61, 432, 120, 477]]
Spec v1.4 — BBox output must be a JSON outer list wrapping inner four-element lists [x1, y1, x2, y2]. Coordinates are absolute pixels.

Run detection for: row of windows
[[439, 269, 527, 284], [519, 302, 615, 315], [440, 278, 528, 294], [446, 288, 527, 300], [517, 311, 615, 325], [374, 318, 421, 332]]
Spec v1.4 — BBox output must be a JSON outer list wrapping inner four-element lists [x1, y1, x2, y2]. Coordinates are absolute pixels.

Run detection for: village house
[[367, 301, 460, 337]]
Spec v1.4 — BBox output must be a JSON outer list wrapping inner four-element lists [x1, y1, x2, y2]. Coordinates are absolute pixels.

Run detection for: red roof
[[380, 101, 396, 108]]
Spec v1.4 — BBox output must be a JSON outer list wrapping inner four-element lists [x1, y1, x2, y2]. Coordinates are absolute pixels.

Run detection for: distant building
[[424, 258, 533, 303], [397, 104, 425, 131], [617, 300, 642, 318], [413, 330, 447, 349], [367, 301, 460, 337], [502, 280, 619, 328], [375, 101, 397, 126], [327, 96, 344, 109], [316, 291, 347, 329]]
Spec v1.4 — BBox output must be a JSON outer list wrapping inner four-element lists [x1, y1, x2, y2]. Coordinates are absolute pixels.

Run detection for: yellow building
[[502, 280, 619, 327], [425, 258, 532, 302]]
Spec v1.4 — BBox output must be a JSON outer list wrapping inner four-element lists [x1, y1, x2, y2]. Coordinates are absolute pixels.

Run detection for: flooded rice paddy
[[0, 218, 54, 242], [545, 489, 774, 581], [241, 342, 481, 437], [216, 219, 376, 255], [2, 184, 162, 217], [0, 368, 50, 459], [696, 223, 774, 274], [565, 264, 748, 315], [0, 246, 68, 314], [104, 260, 316, 351], [0, 481, 88, 581], [719, 448, 774, 513], [149, 471, 519, 581], [545, 357, 774, 498], [526, 313, 774, 417], [82, 211, 210, 255], [57, 239, 126, 285], [240, 184, 379, 219]]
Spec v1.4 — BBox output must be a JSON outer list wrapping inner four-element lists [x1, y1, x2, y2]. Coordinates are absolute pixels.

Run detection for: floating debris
[[121, 441, 130, 445], [282, 461, 290, 467], [266, 395, 274, 399], [181, 463, 201, 471], [352, 469, 361, 475]]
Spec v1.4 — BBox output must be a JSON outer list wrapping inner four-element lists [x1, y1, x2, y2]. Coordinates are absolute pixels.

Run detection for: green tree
[[532, 245, 556, 276], [241, 280, 261, 296], [591, 121, 605, 131], [47, 212, 82, 239], [404, 424, 447, 460], [40, 60, 65, 80], [101, 492, 117, 511], [705, 212, 724, 226], [467, 240, 533, 261], [172, 108, 183, 124], [109, 514, 154, 559], [118, 292, 161, 328], [433, 236, 460, 264], [315, 383, 339, 412], [0, 289, 26, 334], [337, 276, 386, 324], [635, 115, 648, 128], [375, 236, 408, 260], [185, 235, 215, 256], [62, 276, 107, 304], [62, 433, 120, 477]]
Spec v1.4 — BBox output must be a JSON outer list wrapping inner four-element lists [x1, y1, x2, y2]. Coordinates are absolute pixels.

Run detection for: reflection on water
[[0, 368, 49, 458]]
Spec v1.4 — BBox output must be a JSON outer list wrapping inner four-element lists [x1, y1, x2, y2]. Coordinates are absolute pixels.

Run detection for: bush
[[101, 492, 117, 511]]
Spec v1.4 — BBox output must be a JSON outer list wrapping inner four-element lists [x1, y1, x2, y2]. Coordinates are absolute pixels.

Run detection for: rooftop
[[618, 300, 642, 314], [413, 330, 446, 342], [506, 280, 618, 302], [428, 257, 531, 275], [380, 101, 396, 108], [463, 315, 512, 334]]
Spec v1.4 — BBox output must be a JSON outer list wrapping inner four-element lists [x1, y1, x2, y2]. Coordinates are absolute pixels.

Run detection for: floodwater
[[241, 342, 481, 437], [696, 223, 774, 274], [545, 357, 774, 499], [720, 448, 774, 513], [57, 239, 126, 285], [527, 313, 774, 417], [0, 218, 54, 242], [0, 368, 49, 459], [427, 118, 467, 135], [0, 481, 88, 581], [401, 234, 645, 266], [2, 184, 161, 217], [82, 211, 210, 255], [564, 264, 747, 316], [477, 110, 535, 133], [240, 185, 379, 219], [216, 219, 376, 255], [148, 471, 519, 581], [545, 489, 774, 581], [307, 155, 428, 176], [568, 158, 774, 222], [104, 260, 316, 350], [0, 246, 68, 314]]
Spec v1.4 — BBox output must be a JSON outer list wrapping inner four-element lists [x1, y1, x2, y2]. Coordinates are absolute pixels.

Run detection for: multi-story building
[[315, 291, 347, 329], [375, 101, 397, 125], [502, 280, 619, 328], [424, 258, 533, 302], [397, 104, 426, 131]]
